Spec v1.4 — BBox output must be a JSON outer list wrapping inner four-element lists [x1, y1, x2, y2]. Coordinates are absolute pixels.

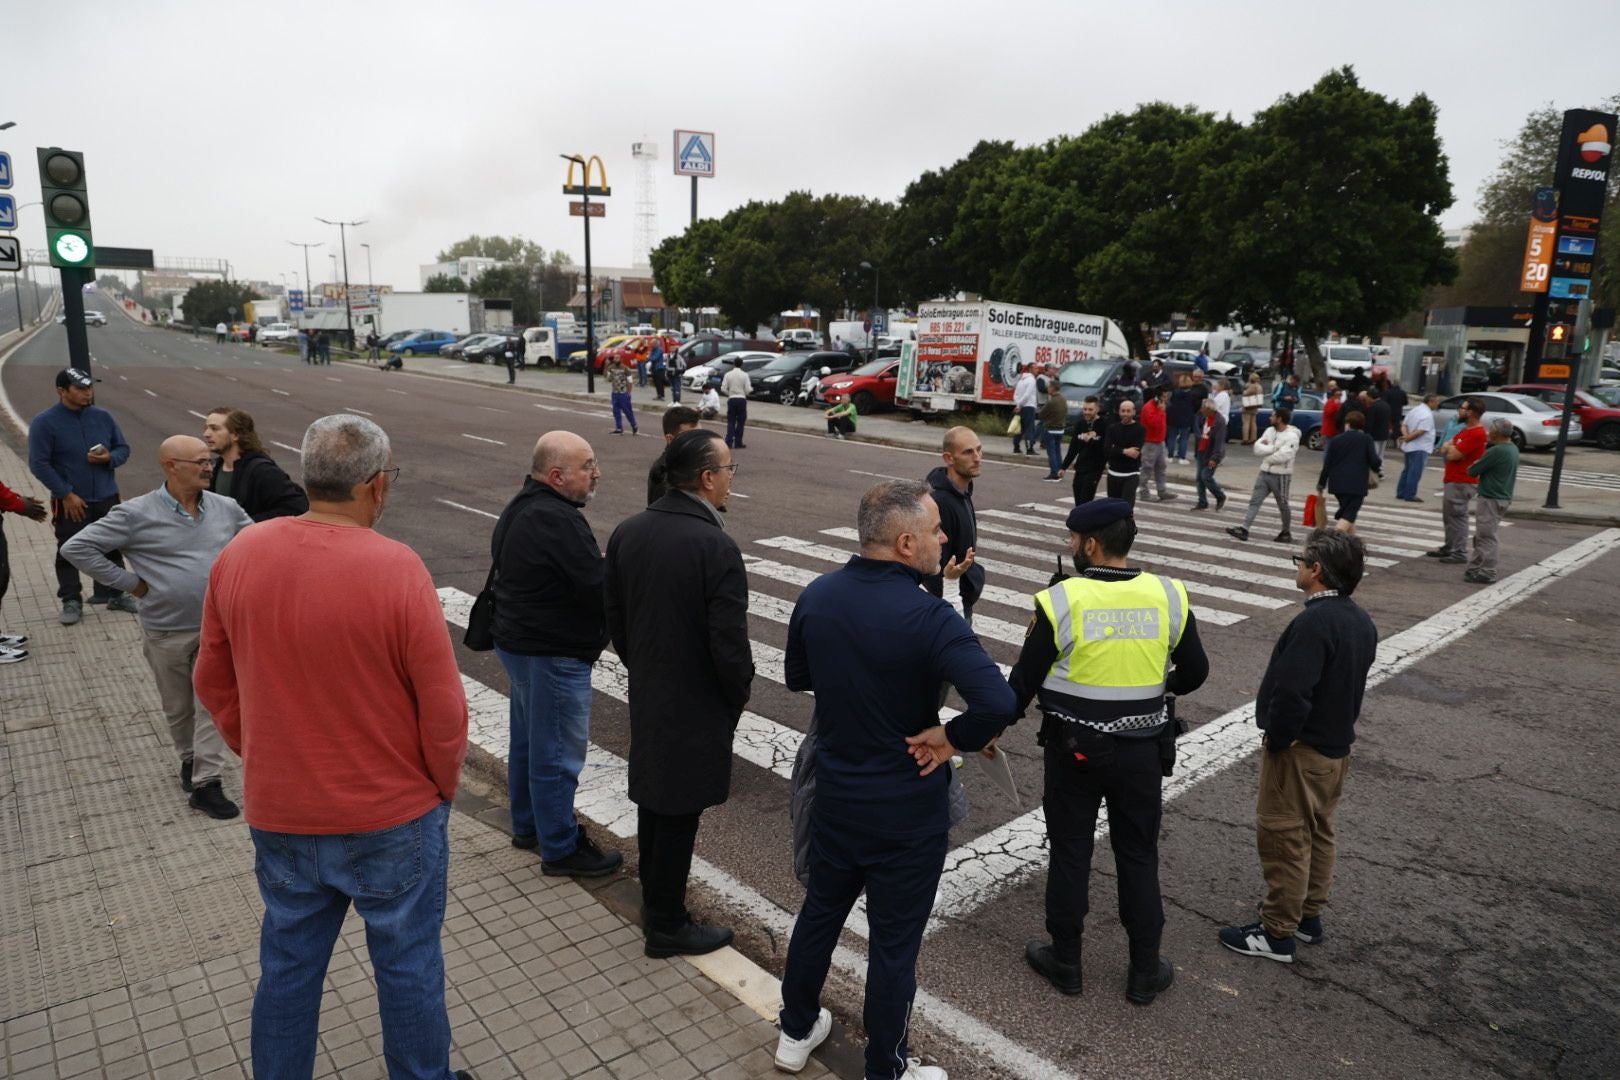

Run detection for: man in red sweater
[[1138, 386, 1176, 502], [196, 414, 472, 1080], [1319, 381, 1342, 442]]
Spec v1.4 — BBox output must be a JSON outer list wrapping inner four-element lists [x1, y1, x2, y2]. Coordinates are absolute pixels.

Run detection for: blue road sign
[[0, 152, 11, 189], [288, 289, 305, 313], [0, 194, 14, 230], [871, 308, 889, 334]]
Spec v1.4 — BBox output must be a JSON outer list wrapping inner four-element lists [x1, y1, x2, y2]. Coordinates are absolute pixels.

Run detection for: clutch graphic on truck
[[897, 300, 1128, 414]]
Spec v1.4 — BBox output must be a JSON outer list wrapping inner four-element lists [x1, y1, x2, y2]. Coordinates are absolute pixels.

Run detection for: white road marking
[[142, 389, 158, 398], [478, 406, 509, 413], [436, 498, 498, 520], [117, 375, 126, 381], [226, 376, 238, 382], [343, 407, 374, 416], [386, 388, 407, 395], [270, 441, 302, 456], [461, 433, 506, 446], [437, 594, 1069, 1079], [848, 469, 913, 482], [326, 377, 343, 383], [187, 410, 207, 420], [271, 388, 290, 397], [921, 527, 1620, 934]]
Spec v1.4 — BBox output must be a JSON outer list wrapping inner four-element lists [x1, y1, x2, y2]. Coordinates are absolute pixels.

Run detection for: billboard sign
[[674, 130, 716, 177]]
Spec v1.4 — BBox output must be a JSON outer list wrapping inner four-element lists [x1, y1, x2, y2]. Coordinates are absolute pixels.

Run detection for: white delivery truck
[[373, 292, 476, 337], [896, 299, 1130, 414]]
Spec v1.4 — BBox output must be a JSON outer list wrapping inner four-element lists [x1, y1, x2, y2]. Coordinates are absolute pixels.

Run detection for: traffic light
[[1545, 322, 1571, 359], [37, 148, 94, 270]]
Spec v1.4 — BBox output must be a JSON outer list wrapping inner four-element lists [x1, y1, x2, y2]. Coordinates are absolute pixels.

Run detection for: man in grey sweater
[[61, 435, 254, 819]]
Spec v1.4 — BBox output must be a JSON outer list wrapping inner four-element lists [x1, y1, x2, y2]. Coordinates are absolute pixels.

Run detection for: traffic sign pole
[[60, 266, 91, 374]]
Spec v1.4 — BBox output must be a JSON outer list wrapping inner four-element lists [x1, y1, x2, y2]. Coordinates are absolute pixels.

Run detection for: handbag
[[463, 490, 533, 651], [1302, 492, 1320, 528], [1007, 414, 1022, 436]]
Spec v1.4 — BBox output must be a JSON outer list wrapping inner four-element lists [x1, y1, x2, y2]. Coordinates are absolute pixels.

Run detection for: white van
[[521, 326, 557, 365], [1166, 329, 1236, 356], [777, 327, 822, 350]]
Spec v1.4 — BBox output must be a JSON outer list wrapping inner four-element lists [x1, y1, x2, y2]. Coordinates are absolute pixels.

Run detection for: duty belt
[[1042, 706, 1166, 734]]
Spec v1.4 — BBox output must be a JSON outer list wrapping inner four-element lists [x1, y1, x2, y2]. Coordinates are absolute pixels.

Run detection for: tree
[[181, 280, 263, 328], [436, 235, 547, 264], [423, 274, 466, 293], [887, 140, 1015, 304], [1191, 67, 1457, 385]]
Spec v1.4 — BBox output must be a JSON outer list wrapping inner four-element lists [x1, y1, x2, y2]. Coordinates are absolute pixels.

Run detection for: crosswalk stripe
[[980, 509, 1400, 570], [1008, 511, 1299, 592], [1132, 484, 1471, 532]]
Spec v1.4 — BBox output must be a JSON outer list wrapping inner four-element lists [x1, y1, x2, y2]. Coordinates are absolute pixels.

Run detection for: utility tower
[[631, 141, 659, 269]]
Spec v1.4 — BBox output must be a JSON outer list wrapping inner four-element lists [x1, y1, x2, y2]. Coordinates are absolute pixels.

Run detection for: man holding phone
[[27, 368, 134, 625]]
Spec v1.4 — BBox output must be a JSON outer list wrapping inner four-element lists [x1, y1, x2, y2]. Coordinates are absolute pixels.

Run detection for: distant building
[[1442, 226, 1475, 249], [136, 272, 209, 302]]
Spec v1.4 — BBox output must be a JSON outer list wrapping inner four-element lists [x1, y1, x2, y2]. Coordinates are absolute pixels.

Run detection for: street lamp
[[287, 240, 323, 311], [860, 261, 880, 356], [317, 215, 367, 349]]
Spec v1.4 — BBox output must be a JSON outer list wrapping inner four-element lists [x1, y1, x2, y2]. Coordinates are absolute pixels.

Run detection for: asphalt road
[[4, 306, 1617, 1079]]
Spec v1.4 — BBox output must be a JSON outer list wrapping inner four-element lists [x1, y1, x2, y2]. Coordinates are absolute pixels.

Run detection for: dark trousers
[[1043, 737, 1165, 971], [827, 417, 855, 436], [54, 496, 123, 602], [1071, 467, 1103, 506], [504, 356, 516, 384], [1194, 452, 1225, 507], [651, 368, 668, 399], [1013, 405, 1037, 452], [637, 807, 703, 933], [1106, 471, 1141, 507], [0, 521, 9, 613], [780, 816, 947, 1080], [725, 397, 748, 447]]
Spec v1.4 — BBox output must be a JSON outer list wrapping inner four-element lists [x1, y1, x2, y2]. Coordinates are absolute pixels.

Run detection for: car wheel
[[1510, 428, 1526, 451], [403, 348, 416, 356], [778, 385, 797, 405], [1595, 423, 1620, 452], [1305, 427, 1323, 452], [852, 391, 877, 415]]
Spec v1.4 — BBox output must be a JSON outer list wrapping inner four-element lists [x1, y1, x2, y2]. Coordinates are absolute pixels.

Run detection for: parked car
[[84, 309, 108, 326], [1229, 391, 1327, 450], [1459, 358, 1493, 393], [1433, 392, 1583, 450], [817, 358, 902, 413], [1318, 343, 1376, 381], [440, 333, 493, 359], [255, 322, 295, 343], [695, 353, 779, 393], [1059, 357, 1198, 429], [380, 329, 429, 350], [1216, 347, 1272, 376], [465, 335, 518, 364], [748, 351, 856, 404], [1589, 384, 1620, 407], [777, 328, 822, 351], [1499, 383, 1620, 451], [390, 331, 458, 356]]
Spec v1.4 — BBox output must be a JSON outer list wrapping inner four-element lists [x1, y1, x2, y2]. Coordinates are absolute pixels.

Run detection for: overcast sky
[[8, 0, 1617, 295]]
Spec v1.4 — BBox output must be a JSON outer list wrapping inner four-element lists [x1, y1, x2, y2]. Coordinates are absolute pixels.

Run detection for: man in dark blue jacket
[[27, 368, 134, 624], [774, 480, 1015, 1080]]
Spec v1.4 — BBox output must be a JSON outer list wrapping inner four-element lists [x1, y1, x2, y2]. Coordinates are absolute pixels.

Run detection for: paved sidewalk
[[0, 431, 832, 1078]]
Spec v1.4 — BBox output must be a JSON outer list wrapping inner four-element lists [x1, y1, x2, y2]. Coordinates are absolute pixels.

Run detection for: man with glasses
[[1220, 529, 1377, 964], [62, 435, 254, 819], [607, 429, 754, 958], [492, 430, 623, 878], [195, 415, 473, 1079]]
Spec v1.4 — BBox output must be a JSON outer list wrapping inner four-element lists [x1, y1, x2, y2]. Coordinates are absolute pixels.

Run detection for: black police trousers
[[1043, 735, 1164, 970]]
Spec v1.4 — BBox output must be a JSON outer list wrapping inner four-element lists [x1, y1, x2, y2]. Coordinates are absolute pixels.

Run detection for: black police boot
[[1125, 956, 1174, 1005], [1024, 942, 1082, 995]]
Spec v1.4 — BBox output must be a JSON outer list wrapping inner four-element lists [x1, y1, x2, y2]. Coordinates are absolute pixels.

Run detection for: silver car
[[1434, 392, 1583, 450]]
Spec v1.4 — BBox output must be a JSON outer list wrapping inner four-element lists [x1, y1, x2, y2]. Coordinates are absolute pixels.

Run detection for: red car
[[1499, 383, 1620, 451], [817, 358, 902, 413]]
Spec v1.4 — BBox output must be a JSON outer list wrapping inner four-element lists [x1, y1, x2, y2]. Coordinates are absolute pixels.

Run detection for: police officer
[[1008, 498, 1209, 1005]]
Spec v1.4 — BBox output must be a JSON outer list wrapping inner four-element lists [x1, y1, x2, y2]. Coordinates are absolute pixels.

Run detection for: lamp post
[[287, 241, 323, 315], [561, 153, 604, 394], [317, 216, 367, 350], [860, 260, 880, 358]]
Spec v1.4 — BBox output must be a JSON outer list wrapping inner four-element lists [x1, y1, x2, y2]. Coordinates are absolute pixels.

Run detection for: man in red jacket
[[1138, 386, 1176, 502], [0, 477, 49, 662], [1319, 381, 1343, 442], [195, 414, 472, 1080]]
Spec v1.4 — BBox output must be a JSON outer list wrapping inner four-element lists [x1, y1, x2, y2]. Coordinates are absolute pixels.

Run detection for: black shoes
[[1226, 526, 1250, 541], [1125, 956, 1175, 1005], [1215, 495, 1227, 512], [541, 831, 624, 878], [180, 759, 194, 793], [189, 782, 240, 820], [510, 833, 538, 850], [644, 920, 734, 958], [1274, 530, 1293, 544], [1024, 942, 1082, 995]]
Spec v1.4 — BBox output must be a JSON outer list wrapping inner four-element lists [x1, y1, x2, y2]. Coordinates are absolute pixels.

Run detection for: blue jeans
[[250, 803, 454, 1080], [669, 372, 682, 402], [781, 817, 947, 1080], [636, 360, 648, 386], [497, 649, 592, 860], [1043, 430, 1064, 476], [1397, 449, 1429, 500], [1195, 451, 1225, 506], [1168, 425, 1192, 459], [1013, 406, 1037, 452], [611, 391, 637, 433]]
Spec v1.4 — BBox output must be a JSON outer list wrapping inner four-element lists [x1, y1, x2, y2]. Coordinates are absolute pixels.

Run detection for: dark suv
[[747, 351, 856, 404], [677, 335, 778, 368]]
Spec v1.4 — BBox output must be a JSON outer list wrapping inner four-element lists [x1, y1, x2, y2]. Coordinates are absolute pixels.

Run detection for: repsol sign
[[1571, 166, 1608, 183], [987, 306, 1104, 338]]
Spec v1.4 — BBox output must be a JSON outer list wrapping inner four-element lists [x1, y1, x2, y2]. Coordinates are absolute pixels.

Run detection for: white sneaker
[[0, 646, 28, 664], [900, 1059, 947, 1079], [0, 632, 27, 647], [774, 1007, 831, 1073]]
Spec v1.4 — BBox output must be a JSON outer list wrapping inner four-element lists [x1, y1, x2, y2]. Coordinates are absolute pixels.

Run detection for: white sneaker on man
[[900, 1059, 947, 1079], [0, 632, 27, 647], [773, 1007, 831, 1073], [0, 646, 28, 664]]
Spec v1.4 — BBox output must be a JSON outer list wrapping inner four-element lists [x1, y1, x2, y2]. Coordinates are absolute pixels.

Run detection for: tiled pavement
[[0, 436, 833, 1080]]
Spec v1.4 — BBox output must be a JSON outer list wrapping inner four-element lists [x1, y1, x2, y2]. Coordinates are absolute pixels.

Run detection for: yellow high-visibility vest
[[1033, 572, 1188, 703]]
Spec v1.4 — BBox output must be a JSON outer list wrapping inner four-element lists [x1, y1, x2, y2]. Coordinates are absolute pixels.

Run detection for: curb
[[1505, 506, 1620, 527]]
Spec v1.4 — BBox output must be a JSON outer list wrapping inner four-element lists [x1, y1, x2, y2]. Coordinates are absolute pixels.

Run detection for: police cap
[[1065, 498, 1132, 534]]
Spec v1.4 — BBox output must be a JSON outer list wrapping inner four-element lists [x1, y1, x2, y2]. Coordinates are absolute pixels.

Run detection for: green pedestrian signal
[[38, 148, 95, 270]]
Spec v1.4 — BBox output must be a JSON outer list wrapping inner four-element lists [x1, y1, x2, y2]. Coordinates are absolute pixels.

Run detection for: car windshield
[[1516, 396, 1557, 413], [847, 359, 890, 377], [1329, 347, 1373, 363], [1588, 386, 1620, 407], [1057, 359, 1116, 390]]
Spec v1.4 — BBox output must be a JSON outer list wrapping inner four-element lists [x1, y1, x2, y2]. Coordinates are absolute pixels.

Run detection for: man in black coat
[[202, 407, 309, 522], [922, 425, 985, 622], [606, 429, 754, 958], [1316, 410, 1383, 535]]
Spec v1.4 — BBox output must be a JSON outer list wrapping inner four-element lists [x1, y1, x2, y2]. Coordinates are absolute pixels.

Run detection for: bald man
[[489, 431, 623, 877], [924, 426, 985, 621], [62, 435, 255, 818]]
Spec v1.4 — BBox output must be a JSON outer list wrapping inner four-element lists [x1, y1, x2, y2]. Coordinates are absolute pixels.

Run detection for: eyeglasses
[[372, 467, 401, 484], [1290, 554, 1314, 567], [706, 463, 740, 476]]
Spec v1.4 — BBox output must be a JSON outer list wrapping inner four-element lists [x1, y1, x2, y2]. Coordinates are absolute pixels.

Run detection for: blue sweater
[[786, 555, 1016, 838], [28, 403, 130, 501]]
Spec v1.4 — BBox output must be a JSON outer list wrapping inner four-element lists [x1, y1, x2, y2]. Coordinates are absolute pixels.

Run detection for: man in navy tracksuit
[[775, 480, 1015, 1080], [27, 368, 134, 624]]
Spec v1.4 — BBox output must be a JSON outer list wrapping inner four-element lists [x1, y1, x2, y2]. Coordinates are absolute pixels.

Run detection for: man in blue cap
[[1006, 498, 1209, 1005]]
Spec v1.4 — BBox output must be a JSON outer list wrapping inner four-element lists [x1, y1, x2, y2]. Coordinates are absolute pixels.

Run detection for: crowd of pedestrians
[[0, 346, 1538, 1080]]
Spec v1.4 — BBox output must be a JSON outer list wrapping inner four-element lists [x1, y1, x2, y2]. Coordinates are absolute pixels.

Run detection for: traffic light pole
[[60, 266, 90, 374]]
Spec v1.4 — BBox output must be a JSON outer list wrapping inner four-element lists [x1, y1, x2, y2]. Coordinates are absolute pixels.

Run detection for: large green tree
[[887, 140, 1015, 304], [1192, 67, 1457, 385], [423, 274, 466, 293], [181, 280, 263, 328], [435, 235, 548, 264]]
